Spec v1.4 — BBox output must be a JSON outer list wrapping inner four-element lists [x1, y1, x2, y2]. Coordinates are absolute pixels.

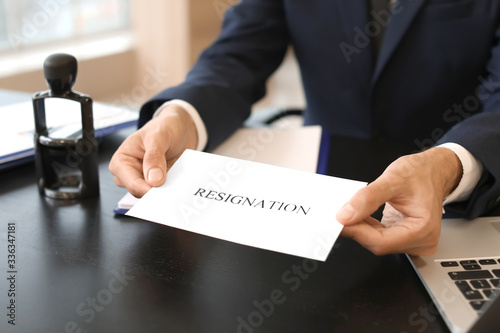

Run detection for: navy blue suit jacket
[[139, 0, 500, 218]]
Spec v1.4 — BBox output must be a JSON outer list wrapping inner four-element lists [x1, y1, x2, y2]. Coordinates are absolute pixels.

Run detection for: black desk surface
[[0, 91, 452, 333]]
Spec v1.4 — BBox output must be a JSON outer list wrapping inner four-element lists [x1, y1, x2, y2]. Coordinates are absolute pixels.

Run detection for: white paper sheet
[[0, 99, 138, 162], [126, 149, 366, 261], [115, 126, 323, 212]]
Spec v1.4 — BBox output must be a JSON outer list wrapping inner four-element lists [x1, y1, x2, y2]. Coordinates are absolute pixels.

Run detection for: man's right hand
[[109, 104, 198, 198]]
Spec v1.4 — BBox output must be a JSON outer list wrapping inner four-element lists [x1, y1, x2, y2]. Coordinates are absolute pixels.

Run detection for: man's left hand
[[336, 147, 463, 256]]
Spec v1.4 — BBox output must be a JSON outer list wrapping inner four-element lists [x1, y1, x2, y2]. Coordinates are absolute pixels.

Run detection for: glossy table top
[[0, 91, 450, 333]]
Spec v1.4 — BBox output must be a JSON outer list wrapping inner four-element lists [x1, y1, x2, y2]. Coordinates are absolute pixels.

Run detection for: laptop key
[[448, 270, 493, 280], [483, 289, 500, 299], [455, 281, 472, 292], [470, 300, 486, 311], [441, 261, 459, 267], [462, 264, 482, 270], [490, 279, 500, 287], [493, 269, 500, 278], [463, 290, 484, 300], [479, 259, 497, 265], [471, 279, 491, 289], [460, 260, 479, 265]]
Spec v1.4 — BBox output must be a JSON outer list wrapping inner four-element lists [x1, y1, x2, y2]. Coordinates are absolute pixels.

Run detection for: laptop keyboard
[[441, 258, 500, 312]]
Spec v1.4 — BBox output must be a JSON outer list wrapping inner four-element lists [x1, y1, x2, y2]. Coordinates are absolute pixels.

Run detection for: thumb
[[142, 132, 171, 187], [336, 178, 392, 225]]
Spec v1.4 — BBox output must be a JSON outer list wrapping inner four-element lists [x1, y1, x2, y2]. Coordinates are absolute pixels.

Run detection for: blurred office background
[[0, 0, 305, 111]]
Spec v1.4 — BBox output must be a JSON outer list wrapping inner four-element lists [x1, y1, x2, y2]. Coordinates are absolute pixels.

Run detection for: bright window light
[[0, 0, 130, 53]]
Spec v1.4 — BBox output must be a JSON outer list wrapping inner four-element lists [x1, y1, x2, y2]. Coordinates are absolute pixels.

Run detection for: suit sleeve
[[438, 20, 500, 218], [138, 0, 289, 150]]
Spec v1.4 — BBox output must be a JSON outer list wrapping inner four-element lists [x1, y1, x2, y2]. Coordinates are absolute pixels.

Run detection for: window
[[0, 0, 130, 54]]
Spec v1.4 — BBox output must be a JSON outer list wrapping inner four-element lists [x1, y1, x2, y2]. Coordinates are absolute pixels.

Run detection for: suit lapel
[[372, 0, 426, 84]]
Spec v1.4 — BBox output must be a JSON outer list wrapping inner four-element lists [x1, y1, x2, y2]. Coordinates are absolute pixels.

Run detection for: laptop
[[408, 216, 500, 333]]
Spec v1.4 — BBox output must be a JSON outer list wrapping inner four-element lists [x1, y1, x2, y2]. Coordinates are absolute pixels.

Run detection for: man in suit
[[109, 0, 500, 256]]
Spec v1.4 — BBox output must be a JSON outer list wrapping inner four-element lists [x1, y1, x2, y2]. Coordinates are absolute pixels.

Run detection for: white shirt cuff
[[439, 142, 483, 205], [153, 99, 208, 151]]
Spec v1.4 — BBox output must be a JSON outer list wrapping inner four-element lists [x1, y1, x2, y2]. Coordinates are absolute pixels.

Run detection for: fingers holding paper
[[109, 104, 198, 198], [337, 148, 463, 256]]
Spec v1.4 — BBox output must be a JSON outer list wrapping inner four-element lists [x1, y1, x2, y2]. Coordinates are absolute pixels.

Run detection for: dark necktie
[[370, 0, 391, 56]]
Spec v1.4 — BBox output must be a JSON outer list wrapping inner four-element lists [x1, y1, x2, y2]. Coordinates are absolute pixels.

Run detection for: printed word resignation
[[194, 188, 311, 215]]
